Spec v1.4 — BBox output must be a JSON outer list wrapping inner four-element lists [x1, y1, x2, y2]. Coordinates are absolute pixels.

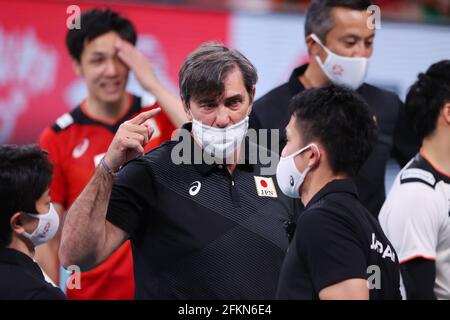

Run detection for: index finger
[[128, 108, 161, 125]]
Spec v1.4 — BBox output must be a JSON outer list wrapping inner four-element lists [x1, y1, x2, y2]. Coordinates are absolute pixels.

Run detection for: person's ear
[[71, 58, 83, 77], [10, 212, 27, 236], [182, 98, 192, 122], [443, 102, 450, 125], [307, 143, 321, 168], [306, 34, 321, 57]]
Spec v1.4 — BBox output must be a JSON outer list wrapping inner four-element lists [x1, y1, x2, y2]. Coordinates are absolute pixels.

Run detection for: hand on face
[[114, 38, 159, 92], [76, 32, 129, 105]]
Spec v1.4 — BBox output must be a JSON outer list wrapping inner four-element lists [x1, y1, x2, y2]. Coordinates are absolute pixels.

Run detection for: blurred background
[[1, 0, 449, 151], [1, 0, 450, 191]]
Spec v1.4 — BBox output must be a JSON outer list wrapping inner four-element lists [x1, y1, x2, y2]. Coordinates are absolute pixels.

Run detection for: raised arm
[[59, 108, 161, 271]]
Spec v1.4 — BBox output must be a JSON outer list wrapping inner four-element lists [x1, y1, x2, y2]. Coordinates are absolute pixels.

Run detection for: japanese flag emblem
[[254, 176, 278, 198]]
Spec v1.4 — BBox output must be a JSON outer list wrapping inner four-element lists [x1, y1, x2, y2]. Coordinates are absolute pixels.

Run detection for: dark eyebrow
[[197, 98, 218, 106], [224, 94, 243, 103], [88, 51, 107, 57], [341, 33, 375, 42]]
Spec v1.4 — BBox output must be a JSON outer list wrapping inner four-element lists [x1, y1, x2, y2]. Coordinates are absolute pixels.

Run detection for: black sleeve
[[251, 108, 279, 154], [392, 98, 420, 166], [400, 258, 436, 300], [29, 285, 66, 300], [106, 158, 156, 237], [297, 209, 367, 294], [249, 108, 282, 152]]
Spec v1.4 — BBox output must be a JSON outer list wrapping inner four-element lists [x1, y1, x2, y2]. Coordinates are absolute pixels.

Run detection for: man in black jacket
[[250, 0, 419, 216]]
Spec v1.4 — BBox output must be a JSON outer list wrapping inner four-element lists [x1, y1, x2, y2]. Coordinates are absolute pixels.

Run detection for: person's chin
[[99, 89, 126, 104]]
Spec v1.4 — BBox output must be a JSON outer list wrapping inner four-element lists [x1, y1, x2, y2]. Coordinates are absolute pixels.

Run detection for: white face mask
[[22, 203, 60, 247], [276, 144, 320, 199], [311, 33, 369, 90], [191, 115, 249, 159]]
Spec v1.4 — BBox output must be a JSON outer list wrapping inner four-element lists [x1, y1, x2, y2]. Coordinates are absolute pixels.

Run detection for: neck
[[301, 170, 349, 206], [7, 237, 34, 259], [225, 147, 242, 175], [85, 94, 129, 122], [421, 132, 450, 176], [299, 61, 330, 89], [226, 163, 237, 175]]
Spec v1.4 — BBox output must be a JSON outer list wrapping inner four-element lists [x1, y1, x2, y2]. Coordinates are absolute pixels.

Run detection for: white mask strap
[[288, 143, 319, 159], [310, 34, 330, 55]]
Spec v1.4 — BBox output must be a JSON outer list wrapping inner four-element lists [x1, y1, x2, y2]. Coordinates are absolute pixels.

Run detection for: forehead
[[223, 68, 246, 93], [192, 67, 248, 103], [82, 31, 120, 56], [328, 7, 374, 38]]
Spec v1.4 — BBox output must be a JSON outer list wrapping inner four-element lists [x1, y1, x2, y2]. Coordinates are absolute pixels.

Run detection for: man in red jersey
[[38, 8, 185, 299]]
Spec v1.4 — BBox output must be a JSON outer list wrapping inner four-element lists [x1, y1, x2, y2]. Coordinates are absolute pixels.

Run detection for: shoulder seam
[[52, 113, 74, 132], [400, 168, 436, 189]]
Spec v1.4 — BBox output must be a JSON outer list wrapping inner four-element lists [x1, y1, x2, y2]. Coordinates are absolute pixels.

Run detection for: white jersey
[[379, 153, 450, 299]]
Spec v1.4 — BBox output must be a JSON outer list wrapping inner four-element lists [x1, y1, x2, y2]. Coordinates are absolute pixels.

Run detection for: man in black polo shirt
[[0, 145, 65, 299], [250, 0, 419, 217], [276, 86, 401, 300], [60, 43, 296, 299]]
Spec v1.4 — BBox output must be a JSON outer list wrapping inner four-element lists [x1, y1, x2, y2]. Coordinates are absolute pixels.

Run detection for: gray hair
[[179, 42, 258, 106], [304, 0, 373, 43]]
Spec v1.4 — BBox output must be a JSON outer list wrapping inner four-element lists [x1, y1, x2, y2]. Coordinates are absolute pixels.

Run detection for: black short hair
[[405, 60, 450, 140], [66, 8, 137, 62], [0, 145, 52, 247], [288, 85, 376, 177], [179, 42, 258, 106], [305, 0, 373, 42]]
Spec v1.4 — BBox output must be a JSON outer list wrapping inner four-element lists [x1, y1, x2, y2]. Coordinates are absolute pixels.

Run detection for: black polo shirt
[[250, 64, 420, 217], [0, 248, 65, 300], [106, 123, 298, 299], [276, 179, 401, 300]]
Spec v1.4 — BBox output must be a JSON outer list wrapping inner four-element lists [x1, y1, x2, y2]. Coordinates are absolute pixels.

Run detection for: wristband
[[100, 156, 119, 177]]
